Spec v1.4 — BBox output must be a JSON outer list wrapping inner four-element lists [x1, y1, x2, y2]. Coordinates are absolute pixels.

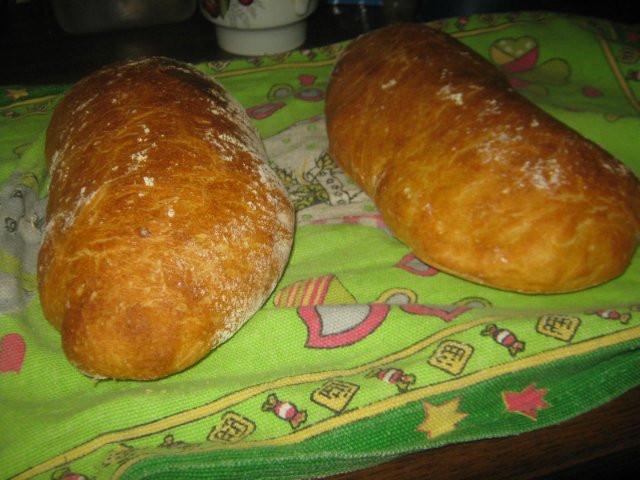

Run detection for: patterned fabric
[[1, 12, 639, 480]]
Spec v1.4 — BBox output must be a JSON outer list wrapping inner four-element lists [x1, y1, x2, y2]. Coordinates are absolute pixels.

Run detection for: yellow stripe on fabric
[[0, 95, 58, 112], [448, 20, 545, 38], [212, 60, 336, 80], [594, 34, 640, 113]]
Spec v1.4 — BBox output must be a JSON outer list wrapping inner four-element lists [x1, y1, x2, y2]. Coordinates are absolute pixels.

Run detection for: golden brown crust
[[326, 24, 640, 293], [39, 57, 294, 379]]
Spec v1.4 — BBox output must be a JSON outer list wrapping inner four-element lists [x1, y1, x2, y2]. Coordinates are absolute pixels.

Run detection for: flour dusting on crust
[[41, 56, 295, 379]]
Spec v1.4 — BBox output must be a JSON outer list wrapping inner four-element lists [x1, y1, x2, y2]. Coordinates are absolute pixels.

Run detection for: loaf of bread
[[38, 57, 294, 380], [325, 24, 640, 293]]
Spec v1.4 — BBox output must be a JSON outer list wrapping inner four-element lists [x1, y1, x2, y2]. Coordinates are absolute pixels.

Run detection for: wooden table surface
[[2, 1, 639, 478]]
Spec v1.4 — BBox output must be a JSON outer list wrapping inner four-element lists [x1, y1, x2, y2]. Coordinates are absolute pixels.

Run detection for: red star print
[[627, 31, 640, 43], [502, 383, 551, 420]]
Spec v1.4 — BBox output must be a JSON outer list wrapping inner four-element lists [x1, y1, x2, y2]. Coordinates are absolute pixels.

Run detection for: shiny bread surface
[[39, 57, 294, 379], [325, 24, 640, 293]]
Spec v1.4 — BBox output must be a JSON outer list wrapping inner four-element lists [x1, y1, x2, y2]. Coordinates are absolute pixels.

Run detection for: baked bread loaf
[[39, 57, 294, 380], [325, 23, 640, 293]]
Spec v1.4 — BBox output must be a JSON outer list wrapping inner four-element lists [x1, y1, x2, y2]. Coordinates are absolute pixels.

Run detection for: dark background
[[2, 0, 640, 84]]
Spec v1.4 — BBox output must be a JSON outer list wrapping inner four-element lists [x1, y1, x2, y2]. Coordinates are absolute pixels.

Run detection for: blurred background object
[[199, 0, 319, 56], [50, 0, 197, 34]]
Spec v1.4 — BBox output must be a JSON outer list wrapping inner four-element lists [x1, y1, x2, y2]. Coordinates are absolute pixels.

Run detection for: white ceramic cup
[[200, 0, 319, 56]]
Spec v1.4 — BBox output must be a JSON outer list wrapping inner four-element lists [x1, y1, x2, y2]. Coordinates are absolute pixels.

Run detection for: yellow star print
[[6, 88, 29, 101], [416, 397, 468, 439]]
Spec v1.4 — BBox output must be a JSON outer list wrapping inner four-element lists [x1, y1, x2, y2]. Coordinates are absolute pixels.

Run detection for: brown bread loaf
[[39, 57, 294, 380], [325, 23, 640, 293]]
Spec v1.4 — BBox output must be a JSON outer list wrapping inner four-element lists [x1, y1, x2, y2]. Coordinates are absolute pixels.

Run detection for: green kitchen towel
[[1, 11, 640, 480]]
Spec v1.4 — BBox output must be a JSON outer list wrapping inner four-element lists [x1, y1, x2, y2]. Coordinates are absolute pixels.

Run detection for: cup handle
[[294, 0, 312, 16]]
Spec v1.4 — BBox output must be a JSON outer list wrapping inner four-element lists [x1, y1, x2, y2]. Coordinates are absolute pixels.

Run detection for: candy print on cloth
[[588, 307, 637, 324], [263, 393, 308, 429], [481, 324, 527, 357], [367, 367, 417, 393]]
